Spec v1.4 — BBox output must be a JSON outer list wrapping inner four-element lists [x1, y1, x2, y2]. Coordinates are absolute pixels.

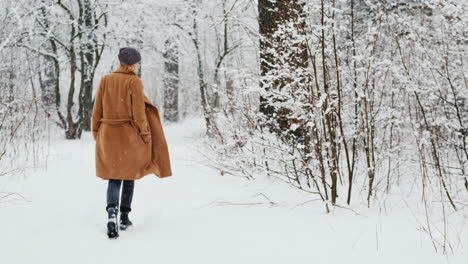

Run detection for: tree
[[163, 38, 180, 122], [258, 0, 309, 138], [25, 0, 107, 138], [78, 0, 107, 131]]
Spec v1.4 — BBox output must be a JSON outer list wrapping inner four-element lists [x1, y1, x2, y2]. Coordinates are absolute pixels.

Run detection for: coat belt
[[99, 118, 132, 124], [99, 118, 138, 132]]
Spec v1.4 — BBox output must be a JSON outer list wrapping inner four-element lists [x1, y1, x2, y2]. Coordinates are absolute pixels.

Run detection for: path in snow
[[0, 118, 465, 264]]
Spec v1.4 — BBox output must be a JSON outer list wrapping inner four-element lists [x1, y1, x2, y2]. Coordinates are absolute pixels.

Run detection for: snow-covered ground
[[0, 118, 466, 264]]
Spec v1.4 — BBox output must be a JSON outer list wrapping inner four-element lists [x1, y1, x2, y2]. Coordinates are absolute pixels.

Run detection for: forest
[[0, 0, 467, 261]]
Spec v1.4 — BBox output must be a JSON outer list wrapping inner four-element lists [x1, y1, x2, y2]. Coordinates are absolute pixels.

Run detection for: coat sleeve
[[130, 76, 151, 144], [91, 76, 105, 140]]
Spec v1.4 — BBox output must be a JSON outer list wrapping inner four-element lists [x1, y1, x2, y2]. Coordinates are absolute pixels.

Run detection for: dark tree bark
[[39, 54, 56, 109], [78, 0, 106, 131], [163, 38, 180, 123], [37, 4, 56, 109], [37, 3, 66, 128], [258, 0, 308, 135], [191, 1, 215, 135], [258, 0, 308, 127], [258, 0, 277, 120], [78, 0, 95, 131]]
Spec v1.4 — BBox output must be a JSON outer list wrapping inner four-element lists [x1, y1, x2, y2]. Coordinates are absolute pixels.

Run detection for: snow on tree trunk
[[163, 38, 180, 123]]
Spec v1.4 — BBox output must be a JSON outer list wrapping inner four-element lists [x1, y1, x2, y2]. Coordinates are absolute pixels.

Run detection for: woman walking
[[92, 48, 172, 239]]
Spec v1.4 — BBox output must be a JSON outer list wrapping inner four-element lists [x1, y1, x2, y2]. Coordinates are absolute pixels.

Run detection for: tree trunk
[[258, 0, 278, 118], [65, 46, 81, 139], [258, 0, 308, 134], [192, 2, 214, 134], [78, 0, 96, 131], [163, 38, 180, 123]]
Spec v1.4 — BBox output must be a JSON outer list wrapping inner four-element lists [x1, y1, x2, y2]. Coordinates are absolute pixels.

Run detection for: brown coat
[[91, 64, 172, 180]]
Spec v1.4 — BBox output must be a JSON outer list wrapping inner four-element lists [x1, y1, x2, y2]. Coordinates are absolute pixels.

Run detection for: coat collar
[[113, 64, 137, 75]]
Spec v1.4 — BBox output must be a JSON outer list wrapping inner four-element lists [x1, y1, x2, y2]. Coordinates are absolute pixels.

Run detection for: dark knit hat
[[118, 47, 141, 65]]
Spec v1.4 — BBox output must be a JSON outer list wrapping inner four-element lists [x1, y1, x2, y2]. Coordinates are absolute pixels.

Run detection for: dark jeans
[[106, 179, 134, 213]]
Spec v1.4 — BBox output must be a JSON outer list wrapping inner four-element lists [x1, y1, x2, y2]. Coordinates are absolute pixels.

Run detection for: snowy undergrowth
[[197, 115, 468, 257], [0, 118, 466, 264]]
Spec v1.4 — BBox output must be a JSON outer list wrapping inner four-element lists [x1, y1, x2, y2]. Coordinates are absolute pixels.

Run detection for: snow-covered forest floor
[[0, 118, 466, 264]]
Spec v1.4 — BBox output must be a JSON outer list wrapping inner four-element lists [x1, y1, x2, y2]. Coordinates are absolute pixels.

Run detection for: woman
[[92, 47, 172, 239]]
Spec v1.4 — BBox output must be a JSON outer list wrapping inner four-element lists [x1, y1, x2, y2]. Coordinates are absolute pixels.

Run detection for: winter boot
[[119, 212, 133, 231], [107, 207, 119, 239]]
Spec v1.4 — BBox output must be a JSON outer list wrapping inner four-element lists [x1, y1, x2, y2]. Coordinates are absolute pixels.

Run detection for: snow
[[0, 118, 466, 264]]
